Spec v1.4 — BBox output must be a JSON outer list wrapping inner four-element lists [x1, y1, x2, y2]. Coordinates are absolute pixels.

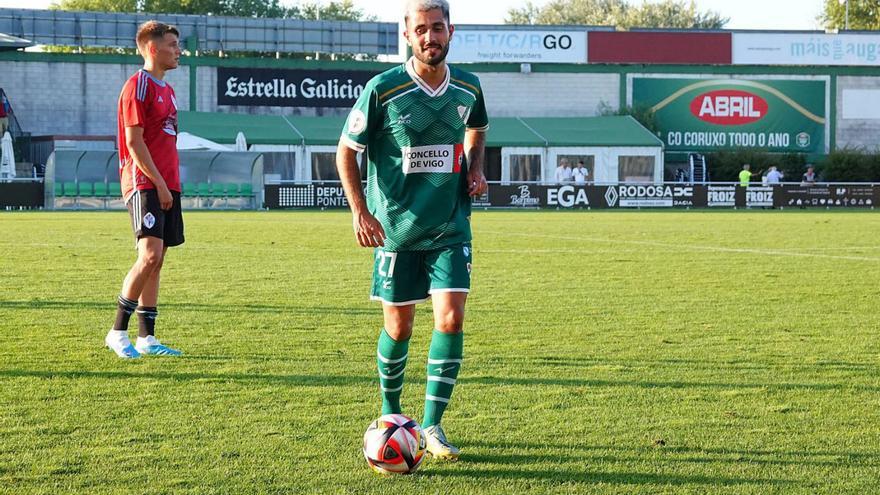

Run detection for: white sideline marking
[[481, 231, 880, 263]]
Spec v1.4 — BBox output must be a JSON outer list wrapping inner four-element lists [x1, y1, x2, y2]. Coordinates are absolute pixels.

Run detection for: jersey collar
[[139, 69, 167, 87], [405, 57, 449, 98]]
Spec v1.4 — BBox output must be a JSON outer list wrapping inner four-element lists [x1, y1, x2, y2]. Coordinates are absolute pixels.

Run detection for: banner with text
[[733, 33, 880, 66], [217, 67, 377, 107], [447, 30, 588, 63], [266, 183, 879, 209], [631, 77, 827, 154], [265, 184, 349, 209]]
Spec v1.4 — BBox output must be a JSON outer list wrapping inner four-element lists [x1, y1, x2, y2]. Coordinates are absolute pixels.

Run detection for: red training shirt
[[117, 69, 180, 200]]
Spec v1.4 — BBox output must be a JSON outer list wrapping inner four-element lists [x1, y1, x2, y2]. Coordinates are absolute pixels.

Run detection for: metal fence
[[0, 8, 398, 55]]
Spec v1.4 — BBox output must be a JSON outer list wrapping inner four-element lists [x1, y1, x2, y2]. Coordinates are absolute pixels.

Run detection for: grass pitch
[[1, 210, 879, 494]]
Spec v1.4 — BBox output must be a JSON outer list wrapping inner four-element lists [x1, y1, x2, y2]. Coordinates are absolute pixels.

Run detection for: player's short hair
[[136, 21, 179, 49], [404, 0, 450, 26]]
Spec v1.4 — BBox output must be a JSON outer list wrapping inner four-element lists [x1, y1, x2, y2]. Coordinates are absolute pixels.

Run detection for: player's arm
[[464, 79, 489, 197], [336, 142, 385, 248], [465, 128, 487, 197], [125, 126, 173, 210]]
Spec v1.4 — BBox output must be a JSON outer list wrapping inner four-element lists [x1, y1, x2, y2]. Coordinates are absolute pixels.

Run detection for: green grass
[[1, 210, 880, 494]]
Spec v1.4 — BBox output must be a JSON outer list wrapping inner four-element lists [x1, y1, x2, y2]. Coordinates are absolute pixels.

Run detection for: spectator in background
[[572, 160, 589, 184], [801, 166, 817, 185], [739, 164, 761, 187], [765, 166, 784, 185], [554, 158, 572, 183], [674, 167, 689, 183], [0, 90, 8, 136]]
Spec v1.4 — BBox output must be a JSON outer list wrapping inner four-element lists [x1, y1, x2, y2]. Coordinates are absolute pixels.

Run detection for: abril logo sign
[[690, 90, 768, 125], [631, 77, 827, 153]]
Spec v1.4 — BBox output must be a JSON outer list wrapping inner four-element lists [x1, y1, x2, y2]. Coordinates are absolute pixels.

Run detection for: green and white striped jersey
[[341, 58, 489, 251]]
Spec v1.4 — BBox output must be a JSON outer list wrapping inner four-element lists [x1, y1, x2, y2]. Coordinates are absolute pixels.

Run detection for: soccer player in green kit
[[336, 0, 488, 461]]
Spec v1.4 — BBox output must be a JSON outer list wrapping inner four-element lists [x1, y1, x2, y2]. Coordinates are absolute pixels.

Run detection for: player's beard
[[414, 42, 449, 66]]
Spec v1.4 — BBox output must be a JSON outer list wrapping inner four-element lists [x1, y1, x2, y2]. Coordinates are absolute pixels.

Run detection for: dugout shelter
[[178, 111, 664, 185]]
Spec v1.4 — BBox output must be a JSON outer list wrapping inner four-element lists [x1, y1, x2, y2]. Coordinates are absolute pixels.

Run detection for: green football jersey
[[341, 58, 489, 251]]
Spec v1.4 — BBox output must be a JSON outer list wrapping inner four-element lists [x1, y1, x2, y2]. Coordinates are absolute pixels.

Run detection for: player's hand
[[157, 185, 173, 210], [467, 169, 488, 197], [353, 211, 386, 248]]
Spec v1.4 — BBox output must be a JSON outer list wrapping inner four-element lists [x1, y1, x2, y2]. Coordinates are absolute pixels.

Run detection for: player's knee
[[434, 308, 464, 333], [138, 250, 164, 272], [385, 320, 413, 341]]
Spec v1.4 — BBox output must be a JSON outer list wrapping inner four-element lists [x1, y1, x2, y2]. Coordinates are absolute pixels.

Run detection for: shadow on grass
[[419, 463, 791, 487], [464, 446, 880, 469], [0, 369, 373, 387], [490, 356, 880, 373], [464, 375, 880, 393], [0, 300, 375, 316], [1, 369, 876, 394]]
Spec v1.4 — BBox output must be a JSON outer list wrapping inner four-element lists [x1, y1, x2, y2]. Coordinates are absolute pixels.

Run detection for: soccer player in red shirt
[[105, 21, 183, 358]]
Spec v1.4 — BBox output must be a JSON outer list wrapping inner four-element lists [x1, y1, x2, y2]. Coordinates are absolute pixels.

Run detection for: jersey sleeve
[[340, 81, 381, 153], [466, 79, 489, 132], [120, 79, 147, 128]]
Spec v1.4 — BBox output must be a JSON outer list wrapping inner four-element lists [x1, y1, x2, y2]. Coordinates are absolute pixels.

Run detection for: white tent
[[0, 131, 15, 179], [176, 132, 231, 151], [234, 131, 248, 152]]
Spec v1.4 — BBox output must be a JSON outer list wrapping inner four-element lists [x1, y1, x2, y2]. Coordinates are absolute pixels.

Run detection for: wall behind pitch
[[198, 68, 619, 119], [3, 54, 880, 153], [475, 72, 619, 117], [0, 60, 189, 136], [837, 76, 880, 151]]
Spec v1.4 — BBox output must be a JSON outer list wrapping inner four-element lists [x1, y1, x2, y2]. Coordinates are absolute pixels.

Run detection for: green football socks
[[422, 329, 463, 428], [377, 329, 409, 415]]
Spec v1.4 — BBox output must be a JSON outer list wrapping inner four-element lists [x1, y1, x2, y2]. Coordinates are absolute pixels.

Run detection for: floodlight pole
[[845, 0, 849, 30]]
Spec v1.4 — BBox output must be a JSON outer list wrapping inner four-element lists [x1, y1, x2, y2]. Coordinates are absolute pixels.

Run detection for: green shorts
[[370, 243, 472, 305]]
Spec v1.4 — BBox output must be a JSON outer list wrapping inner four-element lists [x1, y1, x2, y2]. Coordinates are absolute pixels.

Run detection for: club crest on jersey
[[348, 109, 367, 135], [457, 105, 471, 124], [143, 212, 156, 229]]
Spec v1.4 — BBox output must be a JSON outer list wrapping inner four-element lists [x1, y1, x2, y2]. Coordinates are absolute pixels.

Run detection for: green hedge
[[704, 149, 880, 183], [706, 151, 808, 182], [820, 149, 880, 182]]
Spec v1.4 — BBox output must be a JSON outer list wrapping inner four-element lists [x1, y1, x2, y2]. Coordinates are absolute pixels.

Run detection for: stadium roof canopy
[[0, 32, 33, 51], [179, 112, 663, 149], [0, 8, 396, 55]]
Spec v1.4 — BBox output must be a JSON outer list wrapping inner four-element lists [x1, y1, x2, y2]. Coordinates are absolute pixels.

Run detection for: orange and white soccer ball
[[363, 414, 426, 474]]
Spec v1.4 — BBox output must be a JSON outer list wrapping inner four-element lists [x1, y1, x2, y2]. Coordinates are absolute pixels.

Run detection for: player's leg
[[133, 247, 179, 356], [106, 235, 164, 358], [371, 249, 429, 415], [422, 292, 466, 460], [106, 189, 169, 358], [421, 243, 472, 460], [377, 304, 415, 414], [135, 191, 184, 356], [423, 292, 466, 425]]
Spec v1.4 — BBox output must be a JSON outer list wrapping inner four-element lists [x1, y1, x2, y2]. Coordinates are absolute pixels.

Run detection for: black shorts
[[127, 189, 185, 247]]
